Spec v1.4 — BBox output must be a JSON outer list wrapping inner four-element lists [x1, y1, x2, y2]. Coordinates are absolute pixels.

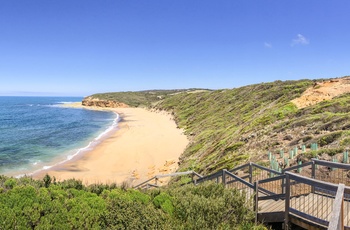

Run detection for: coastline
[[32, 104, 189, 186]]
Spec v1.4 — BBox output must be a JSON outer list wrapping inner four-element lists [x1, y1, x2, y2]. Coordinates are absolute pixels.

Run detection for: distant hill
[[83, 89, 211, 108], [83, 76, 350, 175]]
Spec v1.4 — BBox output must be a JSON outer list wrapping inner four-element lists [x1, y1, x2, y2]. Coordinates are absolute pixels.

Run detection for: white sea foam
[[57, 101, 77, 104], [17, 112, 121, 178]]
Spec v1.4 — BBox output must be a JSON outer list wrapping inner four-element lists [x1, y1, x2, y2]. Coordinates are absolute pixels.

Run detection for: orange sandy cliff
[[292, 77, 350, 109]]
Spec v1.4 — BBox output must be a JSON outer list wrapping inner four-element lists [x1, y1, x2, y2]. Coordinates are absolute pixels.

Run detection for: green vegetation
[[87, 78, 350, 176], [147, 78, 350, 175], [154, 80, 315, 174], [88, 89, 210, 107], [0, 175, 265, 229], [6, 77, 350, 228]]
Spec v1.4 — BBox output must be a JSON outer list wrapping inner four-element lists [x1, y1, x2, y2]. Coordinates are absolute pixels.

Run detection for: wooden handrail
[[328, 183, 345, 230], [134, 170, 201, 189], [196, 171, 222, 183], [251, 163, 283, 175], [225, 170, 254, 188], [134, 160, 350, 229], [282, 161, 312, 172], [285, 171, 341, 192], [133, 176, 157, 189], [312, 158, 350, 170], [228, 162, 251, 173]]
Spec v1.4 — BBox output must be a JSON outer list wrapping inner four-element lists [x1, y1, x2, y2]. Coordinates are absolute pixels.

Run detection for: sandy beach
[[33, 105, 188, 186]]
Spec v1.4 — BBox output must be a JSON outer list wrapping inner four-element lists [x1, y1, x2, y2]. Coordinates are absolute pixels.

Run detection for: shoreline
[[32, 104, 189, 186]]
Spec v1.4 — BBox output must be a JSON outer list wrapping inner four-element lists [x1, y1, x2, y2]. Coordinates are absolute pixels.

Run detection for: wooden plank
[[229, 162, 250, 172], [133, 176, 156, 188], [225, 170, 254, 188], [312, 158, 350, 170], [342, 200, 350, 227], [307, 193, 332, 220], [155, 171, 195, 178], [258, 193, 285, 201], [283, 161, 313, 172], [259, 199, 285, 213], [290, 208, 329, 228], [299, 194, 319, 214], [328, 184, 345, 230], [251, 163, 283, 175], [265, 200, 285, 213], [295, 193, 320, 214], [289, 214, 328, 230], [286, 172, 339, 192], [258, 199, 270, 211], [258, 174, 285, 184], [257, 211, 284, 223]]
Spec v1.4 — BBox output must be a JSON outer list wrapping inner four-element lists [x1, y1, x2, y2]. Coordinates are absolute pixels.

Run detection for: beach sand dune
[[33, 107, 188, 186]]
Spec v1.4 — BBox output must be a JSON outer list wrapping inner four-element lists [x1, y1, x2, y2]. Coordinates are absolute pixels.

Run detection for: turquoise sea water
[[0, 97, 118, 176]]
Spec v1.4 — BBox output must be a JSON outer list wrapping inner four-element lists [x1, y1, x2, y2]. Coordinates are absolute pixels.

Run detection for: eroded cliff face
[[82, 97, 129, 108]]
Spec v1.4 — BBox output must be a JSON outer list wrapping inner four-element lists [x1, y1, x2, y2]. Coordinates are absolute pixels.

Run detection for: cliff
[[82, 96, 129, 108]]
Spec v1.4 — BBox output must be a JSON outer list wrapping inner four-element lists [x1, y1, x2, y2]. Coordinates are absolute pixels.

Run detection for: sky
[[0, 1, 349, 96]]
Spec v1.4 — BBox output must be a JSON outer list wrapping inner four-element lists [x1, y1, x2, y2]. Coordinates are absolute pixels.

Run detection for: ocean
[[0, 97, 119, 177]]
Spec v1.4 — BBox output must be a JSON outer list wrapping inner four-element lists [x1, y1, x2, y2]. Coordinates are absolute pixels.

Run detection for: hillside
[[153, 76, 350, 175], [83, 89, 210, 108], [82, 76, 350, 176]]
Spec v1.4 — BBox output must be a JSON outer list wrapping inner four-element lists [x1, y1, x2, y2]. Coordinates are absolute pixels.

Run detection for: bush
[[317, 132, 342, 147], [0, 178, 262, 229], [168, 182, 254, 229], [153, 192, 174, 215]]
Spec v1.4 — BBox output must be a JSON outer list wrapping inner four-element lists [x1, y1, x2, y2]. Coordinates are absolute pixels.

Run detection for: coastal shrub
[[43, 174, 52, 188], [0, 177, 264, 229], [224, 141, 245, 152], [273, 102, 298, 119], [302, 148, 345, 159], [317, 132, 342, 147], [340, 137, 350, 147], [102, 189, 168, 229], [169, 182, 254, 229], [4, 178, 17, 189], [59, 178, 84, 190], [153, 192, 174, 215]]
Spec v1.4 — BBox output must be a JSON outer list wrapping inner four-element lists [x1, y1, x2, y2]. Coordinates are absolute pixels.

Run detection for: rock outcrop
[[82, 97, 129, 108]]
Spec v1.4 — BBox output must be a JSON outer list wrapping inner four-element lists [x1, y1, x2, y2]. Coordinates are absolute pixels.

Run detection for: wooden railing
[[284, 172, 350, 229], [195, 159, 350, 230], [133, 171, 202, 189], [134, 158, 350, 229]]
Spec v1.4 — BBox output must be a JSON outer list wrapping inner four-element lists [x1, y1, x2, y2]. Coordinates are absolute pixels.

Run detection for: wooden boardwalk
[[135, 158, 350, 229], [196, 159, 350, 230]]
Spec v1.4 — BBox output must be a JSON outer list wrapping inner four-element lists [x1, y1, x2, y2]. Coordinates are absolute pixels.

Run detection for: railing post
[[254, 181, 259, 224], [249, 163, 253, 183], [192, 172, 197, 185], [311, 160, 316, 179], [328, 184, 345, 230], [285, 173, 290, 230], [282, 169, 286, 194], [222, 169, 227, 187], [311, 160, 316, 193]]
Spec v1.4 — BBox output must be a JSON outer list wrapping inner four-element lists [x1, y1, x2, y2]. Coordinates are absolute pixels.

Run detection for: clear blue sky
[[1, 1, 349, 96]]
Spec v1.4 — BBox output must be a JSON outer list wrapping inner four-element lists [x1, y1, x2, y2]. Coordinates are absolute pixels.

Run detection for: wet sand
[[33, 105, 188, 186]]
